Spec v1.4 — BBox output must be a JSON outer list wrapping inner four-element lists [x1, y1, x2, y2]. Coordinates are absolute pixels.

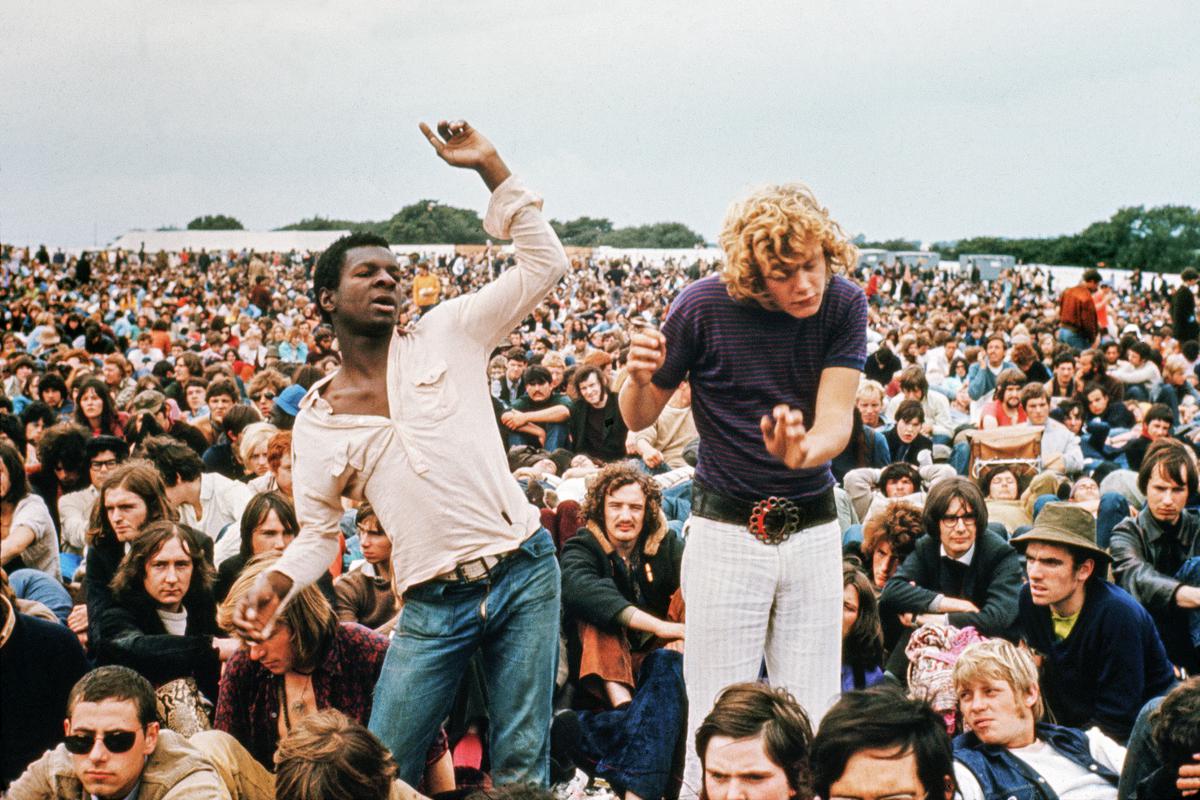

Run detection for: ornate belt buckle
[[748, 497, 801, 545]]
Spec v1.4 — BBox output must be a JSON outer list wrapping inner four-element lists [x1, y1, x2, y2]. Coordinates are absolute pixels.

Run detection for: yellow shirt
[[413, 274, 441, 308], [1051, 608, 1081, 640]]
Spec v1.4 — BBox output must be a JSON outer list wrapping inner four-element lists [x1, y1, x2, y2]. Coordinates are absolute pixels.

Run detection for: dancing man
[[619, 184, 867, 797], [235, 120, 568, 787]]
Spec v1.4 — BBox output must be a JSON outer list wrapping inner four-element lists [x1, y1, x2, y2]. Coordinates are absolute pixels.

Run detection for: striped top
[[653, 274, 867, 500]]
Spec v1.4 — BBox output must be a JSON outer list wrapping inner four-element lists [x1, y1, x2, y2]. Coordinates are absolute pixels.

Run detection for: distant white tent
[[107, 230, 352, 253]]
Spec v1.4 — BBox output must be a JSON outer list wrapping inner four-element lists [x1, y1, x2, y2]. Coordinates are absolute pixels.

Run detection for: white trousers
[[679, 514, 843, 799]]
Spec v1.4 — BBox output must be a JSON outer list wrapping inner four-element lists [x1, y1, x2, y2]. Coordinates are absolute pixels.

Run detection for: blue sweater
[[1018, 579, 1175, 743]]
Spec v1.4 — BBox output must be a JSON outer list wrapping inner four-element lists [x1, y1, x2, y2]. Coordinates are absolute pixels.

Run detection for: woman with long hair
[[73, 377, 127, 438], [841, 561, 885, 691]]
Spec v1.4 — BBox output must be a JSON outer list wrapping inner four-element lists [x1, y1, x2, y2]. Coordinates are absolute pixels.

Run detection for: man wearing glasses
[[58, 436, 129, 557], [8, 665, 272, 799], [880, 477, 1023, 676]]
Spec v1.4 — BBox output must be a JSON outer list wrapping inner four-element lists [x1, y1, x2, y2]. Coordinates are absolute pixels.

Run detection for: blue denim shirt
[[953, 722, 1119, 800]]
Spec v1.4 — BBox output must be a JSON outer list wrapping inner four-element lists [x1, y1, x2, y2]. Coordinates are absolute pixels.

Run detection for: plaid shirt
[[214, 622, 388, 768]]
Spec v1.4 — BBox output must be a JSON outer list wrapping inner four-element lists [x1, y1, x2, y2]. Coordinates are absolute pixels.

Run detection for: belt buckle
[[455, 558, 493, 582], [748, 497, 800, 545]]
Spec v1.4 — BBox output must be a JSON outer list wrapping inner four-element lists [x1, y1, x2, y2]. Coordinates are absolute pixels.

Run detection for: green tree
[[550, 216, 614, 246], [383, 200, 488, 244], [601, 222, 705, 248], [277, 216, 381, 234], [187, 214, 244, 230], [859, 238, 921, 251]]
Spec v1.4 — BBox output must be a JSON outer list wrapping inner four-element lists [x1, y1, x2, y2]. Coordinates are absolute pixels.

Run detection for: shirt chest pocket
[[409, 360, 458, 424]]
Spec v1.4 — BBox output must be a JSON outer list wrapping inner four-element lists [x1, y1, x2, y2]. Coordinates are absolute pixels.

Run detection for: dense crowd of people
[[2, 120, 1199, 800]]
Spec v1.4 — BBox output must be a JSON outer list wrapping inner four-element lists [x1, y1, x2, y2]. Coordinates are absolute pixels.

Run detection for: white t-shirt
[[177, 473, 252, 567], [157, 608, 188, 636], [10, 494, 60, 581], [955, 728, 1125, 800]]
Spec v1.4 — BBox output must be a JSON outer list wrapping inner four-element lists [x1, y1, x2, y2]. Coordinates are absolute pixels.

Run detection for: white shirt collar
[[940, 543, 975, 565]]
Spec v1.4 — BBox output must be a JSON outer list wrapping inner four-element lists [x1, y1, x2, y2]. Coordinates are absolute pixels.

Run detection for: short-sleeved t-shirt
[[11, 494, 61, 581], [653, 274, 867, 500]]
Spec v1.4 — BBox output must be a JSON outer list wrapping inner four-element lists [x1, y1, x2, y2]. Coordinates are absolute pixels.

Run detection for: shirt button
[[1089, 764, 1098, 771]]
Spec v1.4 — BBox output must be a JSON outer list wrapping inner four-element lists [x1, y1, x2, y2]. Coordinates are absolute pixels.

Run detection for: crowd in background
[[2, 236, 1199, 800]]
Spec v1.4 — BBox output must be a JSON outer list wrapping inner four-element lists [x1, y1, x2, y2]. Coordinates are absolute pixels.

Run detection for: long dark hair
[[842, 561, 883, 677], [239, 491, 299, 560], [110, 521, 215, 605], [73, 377, 121, 436], [847, 408, 868, 470]]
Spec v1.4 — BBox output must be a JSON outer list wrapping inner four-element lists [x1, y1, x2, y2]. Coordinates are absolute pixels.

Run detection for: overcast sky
[[3, 1, 1198, 248]]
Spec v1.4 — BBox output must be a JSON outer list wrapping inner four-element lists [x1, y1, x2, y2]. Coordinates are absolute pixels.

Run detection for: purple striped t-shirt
[[653, 273, 867, 501]]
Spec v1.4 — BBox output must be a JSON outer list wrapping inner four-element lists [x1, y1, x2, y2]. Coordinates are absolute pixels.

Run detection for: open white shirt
[[955, 727, 1125, 800], [273, 176, 569, 603]]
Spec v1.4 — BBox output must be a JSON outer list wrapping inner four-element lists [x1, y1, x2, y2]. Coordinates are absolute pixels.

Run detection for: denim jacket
[[953, 722, 1119, 800]]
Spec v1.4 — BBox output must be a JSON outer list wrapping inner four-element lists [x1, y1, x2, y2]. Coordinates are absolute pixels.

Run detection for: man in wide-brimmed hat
[[1011, 503, 1175, 743]]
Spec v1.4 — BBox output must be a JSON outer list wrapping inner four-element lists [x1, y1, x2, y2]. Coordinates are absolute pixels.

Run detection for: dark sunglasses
[[63, 729, 139, 754], [252, 392, 277, 401]]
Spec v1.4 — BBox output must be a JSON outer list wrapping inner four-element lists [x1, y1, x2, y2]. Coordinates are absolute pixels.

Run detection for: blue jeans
[[661, 481, 692, 523], [577, 649, 686, 799], [508, 422, 569, 452], [1096, 492, 1130, 551], [369, 529, 561, 787], [1178, 556, 1200, 648], [1057, 327, 1091, 352]]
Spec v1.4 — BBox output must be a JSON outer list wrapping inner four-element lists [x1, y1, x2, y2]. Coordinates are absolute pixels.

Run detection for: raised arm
[[419, 120, 569, 349]]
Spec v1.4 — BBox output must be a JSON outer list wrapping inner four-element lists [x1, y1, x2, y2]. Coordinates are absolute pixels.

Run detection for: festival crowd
[[1, 122, 1199, 800]]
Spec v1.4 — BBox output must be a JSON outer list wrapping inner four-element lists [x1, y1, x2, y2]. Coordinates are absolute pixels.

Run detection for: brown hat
[[1010, 502, 1110, 564]]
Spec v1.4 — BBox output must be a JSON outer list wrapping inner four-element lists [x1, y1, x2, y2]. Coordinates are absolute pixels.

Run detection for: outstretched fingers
[[418, 122, 445, 154]]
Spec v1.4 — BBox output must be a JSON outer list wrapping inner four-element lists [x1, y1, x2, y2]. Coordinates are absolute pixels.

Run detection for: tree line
[[859, 204, 1200, 273]]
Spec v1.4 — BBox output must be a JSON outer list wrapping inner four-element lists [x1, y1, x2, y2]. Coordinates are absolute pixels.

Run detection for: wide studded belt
[[691, 480, 836, 545]]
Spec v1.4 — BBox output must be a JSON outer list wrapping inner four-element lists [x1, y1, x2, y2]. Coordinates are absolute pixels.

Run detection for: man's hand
[[1179, 756, 1200, 796], [233, 570, 293, 641], [418, 120, 511, 192], [655, 620, 685, 641], [939, 597, 981, 614], [1176, 585, 1200, 609], [760, 405, 809, 470], [501, 410, 528, 430], [626, 327, 666, 388], [641, 446, 664, 469]]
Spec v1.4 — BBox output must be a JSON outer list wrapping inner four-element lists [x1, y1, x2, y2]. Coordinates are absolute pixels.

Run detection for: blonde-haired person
[[620, 182, 867, 798], [951, 639, 1125, 800], [240, 422, 279, 491]]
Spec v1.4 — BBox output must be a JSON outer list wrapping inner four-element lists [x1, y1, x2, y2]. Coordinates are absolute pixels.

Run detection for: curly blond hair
[[719, 183, 857, 309]]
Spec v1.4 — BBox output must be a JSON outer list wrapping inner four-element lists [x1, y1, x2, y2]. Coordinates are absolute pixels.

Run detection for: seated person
[[8, 665, 269, 800], [559, 463, 684, 800], [274, 709, 425, 800], [842, 561, 885, 691], [859, 501, 922, 592], [810, 686, 955, 800], [831, 407, 891, 483], [951, 639, 1125, 800], [1010, 503, 1175, 744], [977, 466, 1061, 537], [0, 569, 90, 791], [628, 380, 697, 472], [1020, 384, 1083, 475], [1111, 441, 1200, 673], [334, 502, 399, 632], [215, 550, 452, 790], [1103, 402, 1173, 472], [500, 364, 573, 451], [1108, 340, 1162, 401], [844, 461, 956, 527], [1131, 678, 1200, 800], [881, 477, 1023, 675], [1083, 380, 1135, 432], [569, 365, 629, 462], [140, 435, 253, 567], [0, 440, 60, 581], [213, 491, 335, 605], [856, 378, 889, 430], [83, 460, 178, 649], [884, 399, 933, 465], [695, 682, 814, 800], [58, 435, 129, 557], [98, 521, 239, 708], [885, 365, 954, 442], [980, 368, 1028, 429]]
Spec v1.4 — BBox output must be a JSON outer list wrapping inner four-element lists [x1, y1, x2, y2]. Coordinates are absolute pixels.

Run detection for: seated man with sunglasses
[[8, 665, 272, 800]]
